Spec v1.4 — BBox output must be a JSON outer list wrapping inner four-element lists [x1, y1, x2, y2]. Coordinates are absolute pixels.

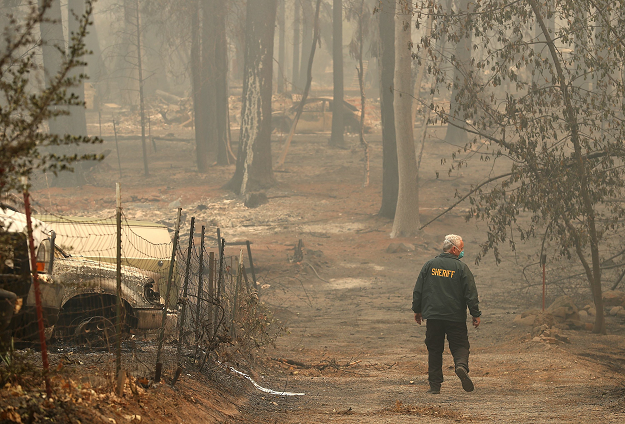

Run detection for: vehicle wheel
[[73, 316, 118, 348], [0, 328, 12, 355]]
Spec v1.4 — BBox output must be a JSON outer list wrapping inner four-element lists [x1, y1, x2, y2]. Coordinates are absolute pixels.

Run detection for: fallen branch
[[276, 0, 322, 167], [419, 172, 513, 230]]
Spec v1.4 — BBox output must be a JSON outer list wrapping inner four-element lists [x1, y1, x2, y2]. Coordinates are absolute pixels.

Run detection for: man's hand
[[472, 316, 481, 328], [414, 313, 422, 325]]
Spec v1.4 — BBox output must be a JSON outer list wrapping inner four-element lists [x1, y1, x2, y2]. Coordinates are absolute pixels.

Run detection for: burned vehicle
[[1, 208, 53, 348], [272, 97, 365, 134], [0, 209, 171, 347]]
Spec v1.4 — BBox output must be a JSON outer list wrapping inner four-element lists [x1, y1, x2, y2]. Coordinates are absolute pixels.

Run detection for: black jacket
[[412, 252, 481, 322]]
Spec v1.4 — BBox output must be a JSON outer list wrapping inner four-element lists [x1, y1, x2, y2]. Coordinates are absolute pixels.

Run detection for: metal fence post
[[208, 252, 215, 338], [177, 217, 195, 364], [115, 183, 123, 385], [230, 258, 242, 338], [246, 240, 258, 298], [215, 238, 225, 334], [194, 226, 205, 348], [216, 227, 221, 265], [155, 208, 182, 383]]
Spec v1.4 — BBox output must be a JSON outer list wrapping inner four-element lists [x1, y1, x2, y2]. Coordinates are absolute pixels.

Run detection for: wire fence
[[1, 188, 264, 394]]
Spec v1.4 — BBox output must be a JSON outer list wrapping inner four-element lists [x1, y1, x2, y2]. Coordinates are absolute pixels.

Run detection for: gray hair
[[443, 234, 463, 252]]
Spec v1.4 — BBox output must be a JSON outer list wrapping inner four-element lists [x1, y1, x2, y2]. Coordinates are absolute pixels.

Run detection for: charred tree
[[196, 0, 216, 172], [39, 0, 70, 136], [298, 0, 313, 91], [443, 0, 471, 145], [225, 0, 278, 194], [68, 0, 88, 138], [192, 0, 230, 170], [84, 12, 107, 104], [277, 0, 286, 94], [213, 2, 230, 165], [39, 0, 87, 186], [134, 0, 149, 176], [291, 0, 301, 92], [377, 0, 398, 219], [354, 0, 369, 186], [191, 1, 208, 171], [330, 0, 345, 147], [142, 4, 171, 98]]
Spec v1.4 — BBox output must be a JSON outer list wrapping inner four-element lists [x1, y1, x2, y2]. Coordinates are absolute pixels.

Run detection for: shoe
[[426, 387, 440, 394], [455, 367, 474, 392]]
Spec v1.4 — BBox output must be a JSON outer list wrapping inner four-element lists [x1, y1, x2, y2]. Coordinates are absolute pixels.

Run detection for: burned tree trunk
[[277, 0, 286, 94], [377, 0, 398, 219], [291, 0, 301, 92], [330, 0, 345, 147], [191, 1, 208, 171], [298, 0, 313, 92], [193, 0, 230, 170], [443, 0, 471, 145], [67, 0, 88, 138], [212, 1, 230, 166], [197, 0, 217, 172], [355, 0, 368, 186], [225, 0, 278, 194], [39, 0, 69, 136], [40, 0, 86, 186]]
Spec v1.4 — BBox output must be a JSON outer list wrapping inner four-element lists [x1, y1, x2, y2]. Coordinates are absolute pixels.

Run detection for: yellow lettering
[[432, 268, 456, 278]]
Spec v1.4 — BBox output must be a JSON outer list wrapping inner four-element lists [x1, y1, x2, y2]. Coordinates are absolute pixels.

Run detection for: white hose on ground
[[228, 366, 305, 396]]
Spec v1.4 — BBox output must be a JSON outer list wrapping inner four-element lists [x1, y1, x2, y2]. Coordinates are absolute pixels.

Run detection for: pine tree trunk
[[39, 0, 69, 136], [443, 0, 471, 145], [84, 15, 107, 104], [391, 0, 420, 238], [197, 0, 217, 171], [378, 0, 398, 219], [298, 0, 313, 92], [40, 0, 85, 186], [214, 2, 229, 165], [191, 0, 208, 171], [330, 0, 345, 147], [67, 0, 88, 138], [277, 0, 286, 94], [291, 0, 301, 92], [225, 0, 278, 194]]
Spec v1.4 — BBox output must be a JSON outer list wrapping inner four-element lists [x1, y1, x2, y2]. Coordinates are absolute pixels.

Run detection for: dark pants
[[425, 319, 470, 388]]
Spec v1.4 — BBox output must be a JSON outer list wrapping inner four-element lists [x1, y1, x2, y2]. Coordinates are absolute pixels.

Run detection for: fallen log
[[100, 135, 192, 143], [156, 89, 185, 104]]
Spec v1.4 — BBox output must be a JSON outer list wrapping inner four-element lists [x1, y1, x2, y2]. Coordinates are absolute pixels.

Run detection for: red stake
[[22, 181, 52, 397], [541, 254, 547, 312]]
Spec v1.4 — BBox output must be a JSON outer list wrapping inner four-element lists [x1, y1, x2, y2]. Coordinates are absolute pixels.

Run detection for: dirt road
[[30, 124, 625, 423], [243, 257, 625, 423]]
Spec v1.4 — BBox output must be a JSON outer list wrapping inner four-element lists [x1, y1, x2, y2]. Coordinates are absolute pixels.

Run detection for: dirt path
[[243, 265, 625, 423]]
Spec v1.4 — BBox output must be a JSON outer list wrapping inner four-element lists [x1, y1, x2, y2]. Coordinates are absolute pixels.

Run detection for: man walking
[[412, 234, 481, 394]]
